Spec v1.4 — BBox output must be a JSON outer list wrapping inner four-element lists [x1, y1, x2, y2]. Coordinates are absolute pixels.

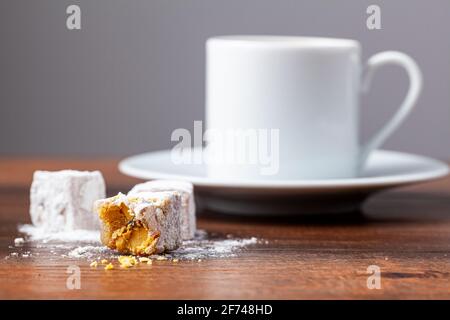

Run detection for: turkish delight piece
[[94, 191, 182, 255], [30, 170, 106, 231], [128, 180, 196, 240]]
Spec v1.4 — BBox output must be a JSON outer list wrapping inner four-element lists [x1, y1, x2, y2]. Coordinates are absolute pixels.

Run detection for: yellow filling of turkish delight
[[98, 202, 159, 256]]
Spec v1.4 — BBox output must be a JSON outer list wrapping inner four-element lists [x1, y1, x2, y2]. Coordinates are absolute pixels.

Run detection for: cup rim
[[208, 35, 360, 50]]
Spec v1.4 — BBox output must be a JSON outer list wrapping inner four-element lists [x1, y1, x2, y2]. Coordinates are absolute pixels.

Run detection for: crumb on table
[[104, 263, 114, 270], [118, 255, 138, 268]]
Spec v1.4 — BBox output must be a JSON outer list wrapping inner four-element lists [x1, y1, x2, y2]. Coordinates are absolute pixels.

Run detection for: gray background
[[1, 0, 449, 158]]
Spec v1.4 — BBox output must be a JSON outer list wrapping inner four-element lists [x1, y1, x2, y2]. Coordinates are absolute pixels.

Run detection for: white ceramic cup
[[205, 36, 422, 180]]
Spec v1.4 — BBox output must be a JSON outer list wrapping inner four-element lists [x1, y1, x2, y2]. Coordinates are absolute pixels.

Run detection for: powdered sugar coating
[[30, 170, 105, 232], [128, 180, 196, 240]]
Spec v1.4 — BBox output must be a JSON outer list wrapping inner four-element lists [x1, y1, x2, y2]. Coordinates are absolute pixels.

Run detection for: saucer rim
[[118, 149, 449, 190]]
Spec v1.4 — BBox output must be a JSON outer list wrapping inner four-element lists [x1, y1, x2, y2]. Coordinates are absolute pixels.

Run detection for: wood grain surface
[[0, 158, 450, 299]]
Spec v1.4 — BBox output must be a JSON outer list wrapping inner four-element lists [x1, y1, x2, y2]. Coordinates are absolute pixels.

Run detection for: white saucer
[[119, 149, 448, 215]]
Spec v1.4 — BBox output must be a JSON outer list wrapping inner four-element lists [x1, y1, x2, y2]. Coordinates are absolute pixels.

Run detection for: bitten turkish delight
[[94, 191, 182, 255]]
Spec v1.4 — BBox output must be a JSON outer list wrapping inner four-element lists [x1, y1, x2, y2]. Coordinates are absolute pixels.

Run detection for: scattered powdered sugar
[[165, 232, 259, 260], [63, 233, 259, 260], [18, 224, 100, 243], [68, 245, 114, 259], [14, 237, 25, 246], [12, 226, 260, 261]]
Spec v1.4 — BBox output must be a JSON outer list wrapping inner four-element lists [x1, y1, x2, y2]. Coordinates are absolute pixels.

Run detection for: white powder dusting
[[61, 232, 259, 260], [167, 233, 259, 260], [18, 224, 100, 243], [68, 245, 113, 259], [14, 237, 25, 246], [14, 226, 259, 261]]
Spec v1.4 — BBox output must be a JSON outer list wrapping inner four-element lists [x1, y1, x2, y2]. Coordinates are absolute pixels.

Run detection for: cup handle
[[359, 51, 423, 171]]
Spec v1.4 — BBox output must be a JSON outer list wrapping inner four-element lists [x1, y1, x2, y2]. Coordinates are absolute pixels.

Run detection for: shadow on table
[[198, 191, 450, 226]]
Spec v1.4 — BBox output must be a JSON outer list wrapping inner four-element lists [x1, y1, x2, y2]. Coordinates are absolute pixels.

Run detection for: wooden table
[[0, 158, 449, 299]]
